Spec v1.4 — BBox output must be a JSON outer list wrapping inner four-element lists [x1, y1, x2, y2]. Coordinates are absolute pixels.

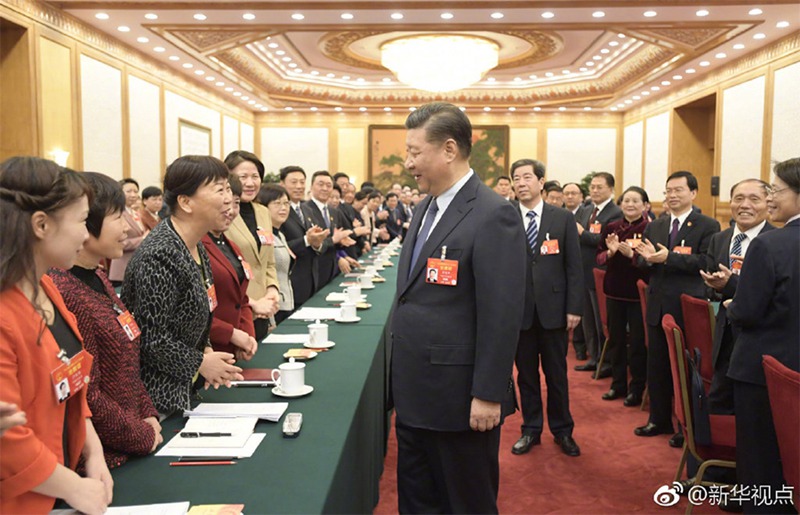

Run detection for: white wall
[[719, 76, 766, 200], [771, 61, 800, 164], [128, 75, 161, 187], [545, 128, 616, 184], [164, 90, 221, 163], [509, 128, 538, 166], [644, 112, 670, 199], [623, 121, 644, 190], [260, 127, 329, 176], [223, 115, 239, 158], [80, 54, 123, 178], [240, 123, 254, 153]]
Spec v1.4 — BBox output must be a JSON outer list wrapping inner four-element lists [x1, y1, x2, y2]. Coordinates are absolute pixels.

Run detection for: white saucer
[[335, 316, 361, 323], [304, 340, 335, 349], [360, 284, 376, 290], [272, 385, 314, 398]]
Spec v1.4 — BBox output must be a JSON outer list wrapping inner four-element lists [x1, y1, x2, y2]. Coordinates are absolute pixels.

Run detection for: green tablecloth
[[109, 252, 399, 513]]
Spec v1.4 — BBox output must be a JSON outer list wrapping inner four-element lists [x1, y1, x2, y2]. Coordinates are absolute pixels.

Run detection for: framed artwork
[[178, 119, 212, 156], [368, 124, 509, 192]]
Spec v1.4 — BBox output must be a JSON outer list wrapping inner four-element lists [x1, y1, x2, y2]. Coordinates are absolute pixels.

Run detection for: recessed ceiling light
[[593, 55, 602, 60], [609, 41, 619, 47], [633, 96, 641, 100], [285, 106, 293, 111], [95, 13, 109, 20], [491, 12, 504, 19], [661, 80, 671, 86], [487, 77, 496, 82], [753, 33, 766, 40], [310, 71, 320, 76], [275, 50, 286, 56], [618, 33, 626, 38], [696, 9, 709, 17], [528, 74, 538, 79], [673, 75, 683, 80], [592, 11, 605, 18], [153, 46, 165, 52], [288, 63, 297, 68], [625, 100, 633, 104], [545, 72, 554, 77], [508, 107, 516, 111], [291, 13, 305, 20], [579, 67, 588, 72], [600, 49, 610, 54], [610, 107, 618, 111], [193, 13, 206, 21], [617, 103, 625, 108], [541, 11, 555, 19], [117, 26, 131, 32], [384, 107, 392, 112], [326, 73, 336, 78], [268, 43, 279, 49], [241, 96, 249, 101], [558, 107, 567, 111], [169, 55, 180, 61], [748, 8, 763, 15], [586, 62, 595, 67], [243, 13, 256, 21], [382, 77, 392, 83], [182, 63, 193, 69], [776, 21, 790, 28], [359, 107, 367, 112], [715, 52, 727, 58], [260, 107, 269, 112], [391, 13, 404, 20], [642, 91, 650, 96], [137, 37, 149, 43], [205, 76, 215, 81], [356, 77, 366, 83], [342, 75, 350, 80], [440, 13, 454, 20], [144, 13, 158, 20], [334, 107, 343, 111], [483, 107, 492, 111], [194, 70, 205, 75], [584, 106, 592, 111], [282, 57, 292, 62], [533, 107, 541, 111], [651, 86, 660, 91], [513, 77, 522, 82], [310, 107, 318, 111], [643, 10, 657, 17], [733, 43, 746, 50], [686, 68, 696, 74], [699, 60, 711, 66], [562, 70, 571, 74], [341, 13, 354, 20], [225, 87, 234, 92], [215, 81, 224, 86], [233, 92, 242, 96], [246, 100, 255, 105]]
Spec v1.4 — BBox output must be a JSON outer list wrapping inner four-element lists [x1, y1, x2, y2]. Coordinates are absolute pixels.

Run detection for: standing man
[[634, 170, 719, 441], [562, 183, 585, 217], [510, 159, 583, 458], [391, 102, 526, 513], [493, 175, 513, 200], [574, 172, 622, 377], [303, 171, 353, 288]]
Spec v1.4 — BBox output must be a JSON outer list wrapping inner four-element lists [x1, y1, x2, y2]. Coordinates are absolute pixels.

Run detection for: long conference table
[[110, 250, 399, 513]]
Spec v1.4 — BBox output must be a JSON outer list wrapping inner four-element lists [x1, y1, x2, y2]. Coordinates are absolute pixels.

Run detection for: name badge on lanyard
[[673, 239, 692, 255], [113, 304, 141, 341], [426, 246, 458, 286], [589, 223, 602, 234], [240, 257, 252, 280], [540, 233, 560, 255], [51, 350, 92, 403], [207, 284, 218, 312], [257, 227, 274, 246]]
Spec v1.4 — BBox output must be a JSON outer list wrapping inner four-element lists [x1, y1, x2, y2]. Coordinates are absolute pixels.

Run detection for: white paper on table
[[51, 501, 191, 515], [183, 402, 288, 422], [325, 292, 367, 302], [155, 433, 266, 458], [288, 307, 341, 320], [262, 333, 309, 345], [169, 417, 258, 448]]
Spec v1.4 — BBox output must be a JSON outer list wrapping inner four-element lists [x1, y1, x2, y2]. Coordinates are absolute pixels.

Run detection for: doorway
[[670, 94, 717, 216]]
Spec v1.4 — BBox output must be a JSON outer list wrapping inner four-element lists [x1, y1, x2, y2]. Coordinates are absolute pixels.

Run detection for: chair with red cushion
[[662, 314, 736, 515], [637, 280, 650, 410], [593, 268, 610, 380], [763, 355, 800, 507], [680, 294, 716, 394]]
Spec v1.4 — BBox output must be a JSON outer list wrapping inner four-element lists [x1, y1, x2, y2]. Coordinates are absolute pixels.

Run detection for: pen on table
[[180, 432, 232, 438], [169, 461, 236, 466], [178, 456, 238, 462]]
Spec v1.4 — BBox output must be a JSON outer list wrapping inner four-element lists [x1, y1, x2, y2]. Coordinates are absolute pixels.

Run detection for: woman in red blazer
[[201, 174, 257, 360]]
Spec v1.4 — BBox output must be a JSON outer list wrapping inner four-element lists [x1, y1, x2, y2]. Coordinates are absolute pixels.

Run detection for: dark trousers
[[582, 288, 604, 363], [733, 380, 795, 514], [606, 298, 647, 396], [708, 323, 736, 414], [396, 421, 501, 514], [572, 322, 586, 355], [515, 312, 574, 438], [646, 320, 674, 429]]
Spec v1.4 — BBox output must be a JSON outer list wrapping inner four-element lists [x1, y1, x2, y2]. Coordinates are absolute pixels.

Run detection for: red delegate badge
[[51, 350, 92, 403], [207, 284, 218, 312], [589, 223, 602, 234], [116, 310, 141, 341], [426, 258, 458, 286], [256, 227, 274, 246]]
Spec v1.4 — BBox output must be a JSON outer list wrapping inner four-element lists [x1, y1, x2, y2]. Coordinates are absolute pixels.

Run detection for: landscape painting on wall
[[368, 125, 509, 192]]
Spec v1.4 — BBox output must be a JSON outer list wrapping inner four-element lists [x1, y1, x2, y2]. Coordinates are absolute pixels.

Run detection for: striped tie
[[526, 211, 539, 252], [730, 232, 746, 268]]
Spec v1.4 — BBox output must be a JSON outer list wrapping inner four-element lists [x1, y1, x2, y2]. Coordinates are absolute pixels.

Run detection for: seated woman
[[49, 172, 162, 469], [122, 156, 243, 417], [258, 184, 296, 324], [0, 157, 112, 514], [201, 175, 257, 359]]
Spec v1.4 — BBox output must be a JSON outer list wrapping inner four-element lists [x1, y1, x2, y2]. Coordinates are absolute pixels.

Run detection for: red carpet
[[375, 351, 721, 514]]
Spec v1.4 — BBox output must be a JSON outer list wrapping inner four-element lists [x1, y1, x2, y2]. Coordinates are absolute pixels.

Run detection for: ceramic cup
[[308, 320, 328, 346], [271, 359, 305, 394], [340, 302, 357, 320], [347, 284, 362, 302], [358, 273, 373, 287]]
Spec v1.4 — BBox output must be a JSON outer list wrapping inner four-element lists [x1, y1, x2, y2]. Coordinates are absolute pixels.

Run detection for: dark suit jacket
[[201, 235, 255, 353], [391, 173, 527, 432], [706, 222, 774, 368], [385, 206, 404, 240], [576, 201, 623, 289], [513, 201, 584, 330], [636, 211, 720, 326], [727, 219, 800, 385], [279, 205, 318, 306], [334, 203, 362, 259], [303, 199, 339, 289]]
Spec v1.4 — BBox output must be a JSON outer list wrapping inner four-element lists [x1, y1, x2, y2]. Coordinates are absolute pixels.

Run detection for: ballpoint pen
[[180, 432, 232, 438]]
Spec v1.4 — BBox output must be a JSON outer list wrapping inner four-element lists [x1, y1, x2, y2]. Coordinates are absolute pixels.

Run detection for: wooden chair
[[763, 355, 800, 507], [680, 294, 716, 393], [636, 279, 650, 410]]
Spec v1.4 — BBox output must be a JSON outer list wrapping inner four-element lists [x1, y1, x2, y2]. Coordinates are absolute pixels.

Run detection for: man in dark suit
[[398, 191, 414, 238], [574, 172, 622, 376], [391, 102, 526, 513], [509, 159, 583, 458], [700, 179, 773, 414], [279, 166, 327, 307], [384, 192, 404, 241], [634, 170, 720, 440]]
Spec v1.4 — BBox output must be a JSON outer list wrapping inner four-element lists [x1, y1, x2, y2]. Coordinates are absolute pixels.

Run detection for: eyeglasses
[[664, 187, 688, 195], [768, 185, 791, 196], [270, 201, 291, 208]]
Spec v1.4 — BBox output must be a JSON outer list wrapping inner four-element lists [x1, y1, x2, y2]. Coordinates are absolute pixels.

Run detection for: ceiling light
[[541, 11, 555, 19], [513, 77, 522, 82], [205, 76, 215, 81], [342, 76, 350, 80], [558, 107, 566, 111], [268, 43, 279, 49], [194, 70, 205, 75], [625, 100, 633, 104], [609, 41, 619, 47], [359, 107, 367, 112], [334, 107, 342, 111], [651, 86, 660, 91], [748, 8, 763, 15], [291, 13, 305, 20], [545, 72, 554, 77], [458, 107, 465, 111], [384, 107, 392, 111], [225, 87, 233, 91], [633, 95, 641, 100], [215, 81, 224, 86], [491, 12, 504, 19], [586, 62, 595, 67], [381, 35, 499, 92], [508, 107, 516, 111], [391, 13, 404, 20], [241, 96, 249, 100], [310, 71, 320, 76], [137, 37, 149, 43], [733, 43, 746, 50], [154, 46, 165, 53], [327, 73, 336, 78], [294, 69, 303, 73], [533, 107, 541, 111], [356, 77, 365, 83], [776, 21, 790, 28], [562, 70, 571, 74], [584, 107, 592, 111], [686, 68, 696, 74], [715, 52, 727, 58], [288, 63, 297, 68], [699, 60, 710, 66], [233, 92, 242, 96], [529, 74, 538, 79], [610, 107, 618, 111], [341, 13, 354, 20], [193, 14, 206, 21], [643, 10, 657, 17], [282, 57, 292, 62], [593, 55, 602, 60], [642, 91, 650, 96], [243, 13, 256, 20], [600, 49, 610, 54], [275, 50, 286, 56], [182, 63, 193, 69], [440, 13, 454, 20], [592, 11, 605, 18], [117, 26, 130, 32], [617, 103, 625, 108], [753, 33, 766, 39], [382, 77, 392, 83], [696, 9, 709, 17], [310, 107, 318, 111], [673, 75, 683, 80], [284, 106, 293, 111], [487, 77, 496, 82], [260, 107, 268, 112], [483, 107, 491, 112], [579, 67, 588, 72], [169, 56, 180, 61], [661, 80, 671, 86], [618, 33, 626, 38], [95, 13, 109, 20]]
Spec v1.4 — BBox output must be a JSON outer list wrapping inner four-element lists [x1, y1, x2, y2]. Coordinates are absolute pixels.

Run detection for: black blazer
[[706, 222, 774, 368], [727, 219, 800, 385], [391, 173, 527, 432], [385, 206, 404, 240], [514, 201, 584, 331], [637, 211, 720, 326], [303, 199, 339, 289], [576, 201, 623, 289], [279, 205, 318, 307]]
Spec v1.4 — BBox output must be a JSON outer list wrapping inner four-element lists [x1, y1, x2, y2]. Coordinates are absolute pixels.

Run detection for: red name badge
[[241, 259, 252, 280], [116, 310, 141, 341], [673, 246, 692, 255], [426, 258, 458, 286], [626, 238, 642, 249], [207, 284, 218, 312], [257, 227, 274, 246], [730, 258, 743, 275], [51, 350, 92, 404], [540, 239, 560, 255], [589, 223, 602, 234]]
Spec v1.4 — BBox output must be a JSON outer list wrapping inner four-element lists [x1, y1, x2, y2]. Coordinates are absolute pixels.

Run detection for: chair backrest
[[763, 355, 800, 502], [636, 280, 648, 346], [662, 314, 693, 445], [680, 294, 715, 390], [592, 268, 609, 338]]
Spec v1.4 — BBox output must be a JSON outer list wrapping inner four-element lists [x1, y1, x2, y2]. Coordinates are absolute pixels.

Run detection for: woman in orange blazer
[[201, 175, 257, 359], [0, 157, 112, 515]]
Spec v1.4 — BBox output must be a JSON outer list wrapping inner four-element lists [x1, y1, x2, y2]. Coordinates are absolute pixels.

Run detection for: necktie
[[669, 218, 680, 248], [322, 206, 331, 229], [526, 211, 539, 252], [730, 233, 746, 267], [408, 198, 439, 277], [295, 205, 304, 224], [589, 206, 599, 225]]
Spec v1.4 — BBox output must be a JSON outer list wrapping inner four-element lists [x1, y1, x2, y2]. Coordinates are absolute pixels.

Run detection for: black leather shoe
[[669, 432, 685, 448], [574, 361, 597, 372], [554, 435, 581, 457], [634, 422, 674, 437], [576, 351, 588, 360], [602, 389, 625, 400], [511, 434, 541, 455], [623, 393, 643, 407], [593, 366, 612, 379]]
